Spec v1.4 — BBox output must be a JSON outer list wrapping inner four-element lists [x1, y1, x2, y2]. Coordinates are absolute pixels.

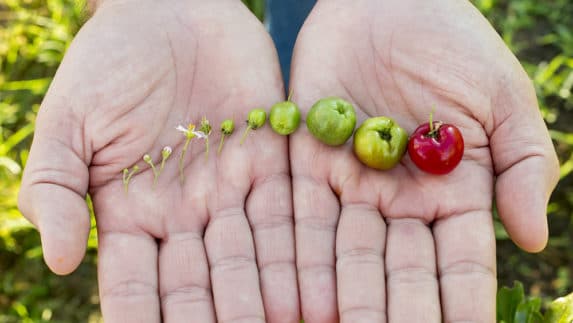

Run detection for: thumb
[[18, 92, 91, 275], [490, 66, 560, 253]]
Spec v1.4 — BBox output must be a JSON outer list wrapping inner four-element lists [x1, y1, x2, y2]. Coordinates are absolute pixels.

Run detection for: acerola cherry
[[408, 121, 464, 175]]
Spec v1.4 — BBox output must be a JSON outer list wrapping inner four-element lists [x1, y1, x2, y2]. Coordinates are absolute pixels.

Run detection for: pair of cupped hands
[[18, 0, 560, 322]]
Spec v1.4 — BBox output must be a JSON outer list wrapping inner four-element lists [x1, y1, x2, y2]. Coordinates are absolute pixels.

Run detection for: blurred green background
[[0, 0, 571, 322]]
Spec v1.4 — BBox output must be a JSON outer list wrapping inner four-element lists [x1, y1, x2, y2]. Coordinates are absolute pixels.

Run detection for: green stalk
[[179, 137, 191, 184], [205, 137, 210, 161], [240, 126, 251, 145], [218, 135, 226, 154]]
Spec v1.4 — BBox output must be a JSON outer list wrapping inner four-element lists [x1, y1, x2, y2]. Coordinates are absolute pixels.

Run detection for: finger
[[489, 67, 560, 252], [294, 175, 340, 322], [385, 218, 440, 323], [159, 231, 215, 323], [336, 204, 386, 322], [246, 171, 299, 322], [18, 96, 91, 275], [98, 231, 160, 323], [434, 210, 496, 322], [204, 207, 265, 322]]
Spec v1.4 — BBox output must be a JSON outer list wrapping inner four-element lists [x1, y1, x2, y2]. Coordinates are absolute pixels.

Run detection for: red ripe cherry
[[408, 121, 464, 175]]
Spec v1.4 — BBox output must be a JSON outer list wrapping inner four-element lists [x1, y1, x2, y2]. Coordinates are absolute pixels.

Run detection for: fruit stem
[[240, 126, 251, 145], [205, 137, 210, 161], [158, 159, 167, 185], [287, 89, 294, 102], [122, 168, 129, 193], [123, 166, 139, 193], [429, 108, 434, 133], [427, 106, 441, 139], [218, 135, 226, 154], [143, 155, 158, 188], [179, 137, 191, 184]]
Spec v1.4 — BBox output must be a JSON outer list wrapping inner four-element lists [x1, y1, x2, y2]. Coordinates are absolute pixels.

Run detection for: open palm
[[19, 1, 298, 322], [290, 0, 559, 322]]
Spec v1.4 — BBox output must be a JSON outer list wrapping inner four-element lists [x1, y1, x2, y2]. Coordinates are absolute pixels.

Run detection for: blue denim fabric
[[266, 0, 317, 87]]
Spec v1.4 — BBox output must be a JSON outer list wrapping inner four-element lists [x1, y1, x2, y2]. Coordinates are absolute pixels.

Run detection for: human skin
[[18, 0, 299, 322], [289, 0, 559, 322]]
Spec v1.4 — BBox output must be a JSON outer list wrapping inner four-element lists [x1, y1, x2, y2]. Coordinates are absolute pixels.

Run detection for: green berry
[[221, 119, 235, 135], [247, 108, 267, 129], [306, 97, 356, 146], [241, 108, 267, 145], [269, 101, 301, 135], [218, 119, 235, 154]]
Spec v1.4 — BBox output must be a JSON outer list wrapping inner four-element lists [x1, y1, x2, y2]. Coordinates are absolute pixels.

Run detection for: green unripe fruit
[[221, 119, 235, 135], [306, 97, 356, 146], [269, 101, 301, 135], [247, 108, 267, 130], [241, 108, 267, 145], [218, 119, 235, 154]]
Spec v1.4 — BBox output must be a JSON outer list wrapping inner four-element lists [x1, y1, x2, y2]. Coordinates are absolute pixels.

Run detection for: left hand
[[289, 0, 559, 321]]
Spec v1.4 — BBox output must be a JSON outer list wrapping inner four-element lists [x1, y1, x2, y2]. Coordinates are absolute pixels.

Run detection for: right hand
[[18, 1, 299, 322]]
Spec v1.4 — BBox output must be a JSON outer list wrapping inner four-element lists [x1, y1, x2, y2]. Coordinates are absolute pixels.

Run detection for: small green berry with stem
[[218, 119, 235, 154], [142, 154, 157, 184], [122, 165, 139, 193], [199, 117, 212, 160], [142, 146, 172, 188], [159, 146, 172, 176], [241, 108, 267, 145], [269, 90, 301, 136], [176, 123, 207, 183]]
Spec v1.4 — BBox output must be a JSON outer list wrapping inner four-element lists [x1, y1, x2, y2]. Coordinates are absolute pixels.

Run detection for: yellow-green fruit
[[353, 116, 408, 170]]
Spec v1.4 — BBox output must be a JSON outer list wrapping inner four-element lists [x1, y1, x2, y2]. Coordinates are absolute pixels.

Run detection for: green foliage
[[472, 0, 573, 308], [0, 0, 571, 321], [498, 282, 544, 323], [0, 0, 101, 322], [497, 282, 573, 323], [241, 0, 265, 22], [544, 292, 573, 323]]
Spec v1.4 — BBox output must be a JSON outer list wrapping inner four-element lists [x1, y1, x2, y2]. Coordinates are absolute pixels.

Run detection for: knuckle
[[101, 279, 157, 299], [336, 247, 383, 267], [161, 284, 212, 307], [386, 265, 437, 285], [296, 216, 337, 233], [439, 259, 495, 280], [210, 255, 257, 274]]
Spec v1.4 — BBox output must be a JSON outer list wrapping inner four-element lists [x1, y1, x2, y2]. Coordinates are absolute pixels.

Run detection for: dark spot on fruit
[[378, 130, 392, 141]]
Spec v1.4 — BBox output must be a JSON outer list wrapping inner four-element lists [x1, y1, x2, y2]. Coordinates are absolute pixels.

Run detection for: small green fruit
[[270, 101, 301, 135], [306, 97, 356, 146], [241, 108, 267, 145], [247, 108, 267, 130], [221, 119, 235, 135], [218, 119, 235, 154]]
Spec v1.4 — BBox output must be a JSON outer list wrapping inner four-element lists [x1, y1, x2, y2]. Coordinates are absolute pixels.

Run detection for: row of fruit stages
[[122, 96, 464, 191]]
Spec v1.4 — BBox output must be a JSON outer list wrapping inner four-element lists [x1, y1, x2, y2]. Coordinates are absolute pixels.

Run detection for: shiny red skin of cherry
[[408, 122, 464, 175]]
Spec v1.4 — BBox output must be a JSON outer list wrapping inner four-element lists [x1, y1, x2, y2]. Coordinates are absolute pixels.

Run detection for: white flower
[[176, 124, 207, 139], [194, 131, 208, 139], [162, 146, 172, 158]]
